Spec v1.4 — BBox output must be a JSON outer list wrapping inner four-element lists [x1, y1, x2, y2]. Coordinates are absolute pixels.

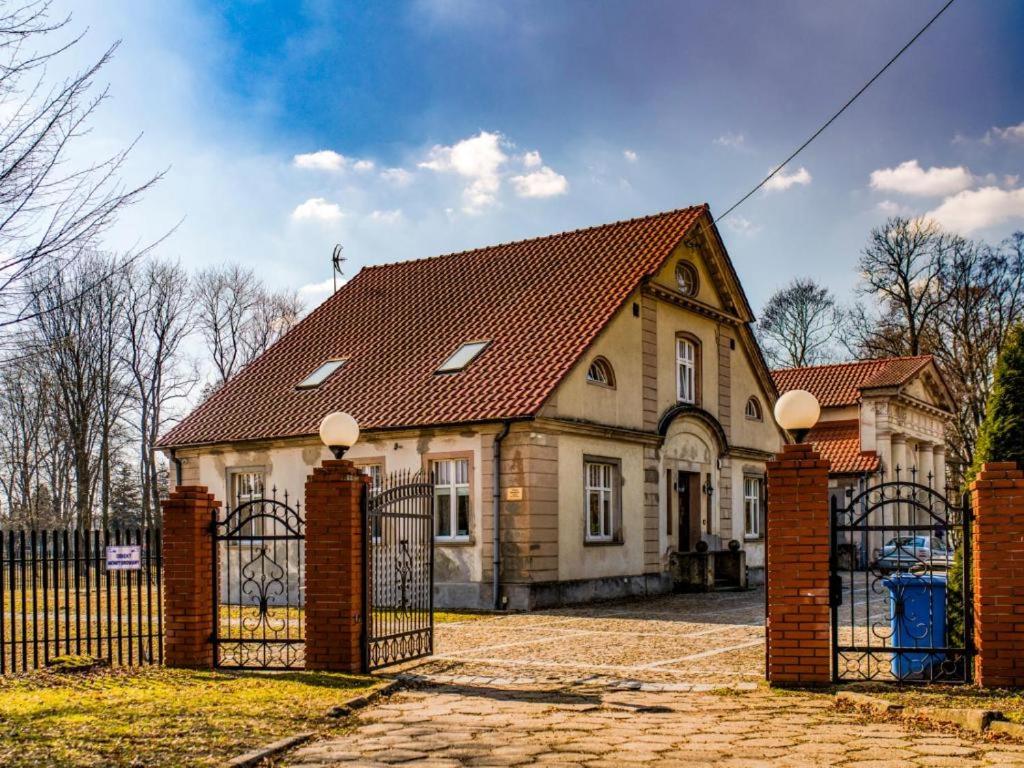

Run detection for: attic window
[[745, 396, 763, 421], [675, 260, 699, 297], [296, 359, 347, 389], [437, 341, 489, 373]]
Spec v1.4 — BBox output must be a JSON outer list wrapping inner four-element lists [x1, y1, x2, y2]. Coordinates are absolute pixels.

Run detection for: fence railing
[[0, 527, 163, 674]]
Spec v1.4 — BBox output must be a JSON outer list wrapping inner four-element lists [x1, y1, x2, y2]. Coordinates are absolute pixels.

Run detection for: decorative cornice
[[641, 282, 743, 326]]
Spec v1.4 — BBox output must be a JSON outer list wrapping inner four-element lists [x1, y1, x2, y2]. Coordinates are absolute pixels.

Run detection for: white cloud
[[298, 277, 340, 305], [991, 121, 1024, 142], [623, 149, 638, 162], [714, 132, 745, 149], [419, 130, 509, 212], [291, 197, 344, 222], [763, 166, 811, 192], [926, 186, 1024, 234], [869, 160, 973, 197], [368, 209, 403, 224], [510, 167, 568, 198], [876, 199, 914, 217], [521, 150, 542, 168], [293, 149, 375, 172], [380, 167, 413, 186], [293, 150, 347, 171], [725, 216, 760, 236]]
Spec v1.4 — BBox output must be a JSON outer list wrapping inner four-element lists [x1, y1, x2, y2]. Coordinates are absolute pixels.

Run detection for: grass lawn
[[0, 665, 379, 767]]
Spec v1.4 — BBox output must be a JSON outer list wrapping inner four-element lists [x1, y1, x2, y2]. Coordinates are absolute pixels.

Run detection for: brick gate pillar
[[304, 459, 369, 672], [970, 461, 1024, 688], [162, 486, 219, 669], [765, 443, 832, 685]]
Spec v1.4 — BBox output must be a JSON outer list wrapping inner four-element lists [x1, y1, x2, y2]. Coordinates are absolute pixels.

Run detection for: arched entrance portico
[[657, 405, 729, 555]]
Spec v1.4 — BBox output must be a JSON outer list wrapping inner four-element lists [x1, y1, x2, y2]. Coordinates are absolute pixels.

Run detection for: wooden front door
[[677, 471, 702, 552]]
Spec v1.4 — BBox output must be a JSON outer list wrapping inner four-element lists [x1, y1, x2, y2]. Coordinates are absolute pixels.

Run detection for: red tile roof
[[160, 206, 710, 448], [771, 356, 934, 408], [806, 419, 880, 475]]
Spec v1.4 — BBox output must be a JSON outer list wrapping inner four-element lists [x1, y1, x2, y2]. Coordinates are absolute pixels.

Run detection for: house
[[772, 355, 955, 505], [158, 205, 785, 609]]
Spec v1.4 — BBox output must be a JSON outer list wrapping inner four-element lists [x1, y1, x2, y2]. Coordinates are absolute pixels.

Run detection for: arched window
[[745, 396, 763, 421], [586, 357, 615, 388], [676, 335, 700, 404]]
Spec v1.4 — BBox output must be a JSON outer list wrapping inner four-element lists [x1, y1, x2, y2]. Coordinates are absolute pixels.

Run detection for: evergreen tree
[[968, 323, 1024, 482], [109, 460, 143, 528]]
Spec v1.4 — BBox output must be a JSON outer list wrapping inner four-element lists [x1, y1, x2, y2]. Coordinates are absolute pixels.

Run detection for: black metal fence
[[213, 490, 305, 670], [0, 527, 163, 674], [363, 470, 434, 671], [830, 469, 971, 684]]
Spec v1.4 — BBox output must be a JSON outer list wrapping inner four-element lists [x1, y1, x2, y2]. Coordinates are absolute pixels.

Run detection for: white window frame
[[744, 476, 763, 539], [676, 338, 696, 404], [436, 341, 490, 373], [584, 458, 620, 544], [431, 457, 471, 541], [586, 357, 615, 388], [745, 397, 762, 421], [227, 467, 266, 539], [296, 358, 347, 389]]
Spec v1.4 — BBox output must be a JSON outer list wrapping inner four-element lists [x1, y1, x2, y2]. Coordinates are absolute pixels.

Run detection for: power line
[[714, 0, 958, 225]]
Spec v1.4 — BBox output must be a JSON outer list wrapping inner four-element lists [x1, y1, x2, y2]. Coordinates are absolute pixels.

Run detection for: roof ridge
[[772, 354, 932, 374], [359, 204, 707, 273]]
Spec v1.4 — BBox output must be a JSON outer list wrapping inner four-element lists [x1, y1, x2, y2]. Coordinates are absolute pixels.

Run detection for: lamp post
[[773, 389, 820, 444], [318, 411, 360, 459]]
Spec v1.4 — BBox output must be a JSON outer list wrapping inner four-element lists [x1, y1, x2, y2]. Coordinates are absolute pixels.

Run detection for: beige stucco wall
[[556, 433, 646, 581], [551, 289, 645, 430], [649, 242, 725, 310], [176, 428, 487, 585]]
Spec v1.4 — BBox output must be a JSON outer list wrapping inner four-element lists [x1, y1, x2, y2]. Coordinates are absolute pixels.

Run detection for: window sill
[[743, 535, 764, 543], [435, 537, 475, 547], [583, 539, 624, 547]]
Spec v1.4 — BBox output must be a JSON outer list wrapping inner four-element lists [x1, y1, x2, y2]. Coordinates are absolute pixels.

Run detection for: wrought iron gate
[[830, 469, 972, 683], [213, 489, 305, 669], [362, 470, 434, 671]]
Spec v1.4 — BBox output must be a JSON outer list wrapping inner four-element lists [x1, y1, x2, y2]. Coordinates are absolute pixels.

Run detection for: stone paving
[[285, 589, 1024, 767]]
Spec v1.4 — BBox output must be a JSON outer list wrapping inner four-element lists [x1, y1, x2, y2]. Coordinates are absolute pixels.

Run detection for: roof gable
[[772, 356, 936, 408], [160, 206, 707, 447]]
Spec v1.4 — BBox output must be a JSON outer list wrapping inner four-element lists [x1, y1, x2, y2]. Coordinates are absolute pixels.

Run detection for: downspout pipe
[[492, 420, 511, 610], [170, 449, 183, 488]]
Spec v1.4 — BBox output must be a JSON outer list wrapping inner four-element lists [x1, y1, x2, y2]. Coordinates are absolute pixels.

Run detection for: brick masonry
[[970, 461, 1024, 688], [304, 459, 369, 672], [162, 486, 219, 669], [765, 443, 831, 685]]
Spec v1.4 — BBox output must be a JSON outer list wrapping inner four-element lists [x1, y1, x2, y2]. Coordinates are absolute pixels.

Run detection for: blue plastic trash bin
[[880, 573, 947, 679]]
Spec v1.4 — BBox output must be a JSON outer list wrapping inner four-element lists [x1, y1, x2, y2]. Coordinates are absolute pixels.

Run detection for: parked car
[[872, 536, 952, 573]]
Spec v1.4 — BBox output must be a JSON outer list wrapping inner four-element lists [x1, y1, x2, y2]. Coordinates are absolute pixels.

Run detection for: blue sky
[[72, 0, 1024, 310]]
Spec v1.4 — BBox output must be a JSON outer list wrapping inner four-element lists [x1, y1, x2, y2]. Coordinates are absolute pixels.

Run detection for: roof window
[[437, 341, 489, 373], [296, 359, 347, 389]]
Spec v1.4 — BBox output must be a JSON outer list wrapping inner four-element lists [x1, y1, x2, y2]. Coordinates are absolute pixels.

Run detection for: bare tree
[[123, 258, 195, 524], [932, 233, 1024, 467], [847, 217, 957, 358], [758, 278, 843, 368], [194, 264, 303, 389], [0, 2, 160, 330]]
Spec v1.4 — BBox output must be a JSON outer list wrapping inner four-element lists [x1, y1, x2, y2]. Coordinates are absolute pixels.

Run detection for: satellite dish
[[331, 244, 345, 293]]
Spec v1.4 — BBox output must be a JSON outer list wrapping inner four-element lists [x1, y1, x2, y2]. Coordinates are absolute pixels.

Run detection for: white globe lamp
[[773, 390, 820, 444], [318, 411, 360, 459]]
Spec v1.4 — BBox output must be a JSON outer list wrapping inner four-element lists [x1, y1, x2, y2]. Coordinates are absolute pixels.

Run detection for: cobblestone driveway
[[286, 590, 1024, 767]]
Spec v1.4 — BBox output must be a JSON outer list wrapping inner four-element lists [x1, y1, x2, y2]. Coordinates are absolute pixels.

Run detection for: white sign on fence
[[106, 545, 142, 571]]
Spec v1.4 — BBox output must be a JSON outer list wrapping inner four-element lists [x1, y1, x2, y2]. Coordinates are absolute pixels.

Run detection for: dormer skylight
[[296, 359, 347, 389], [436, 341, 489, 373]]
